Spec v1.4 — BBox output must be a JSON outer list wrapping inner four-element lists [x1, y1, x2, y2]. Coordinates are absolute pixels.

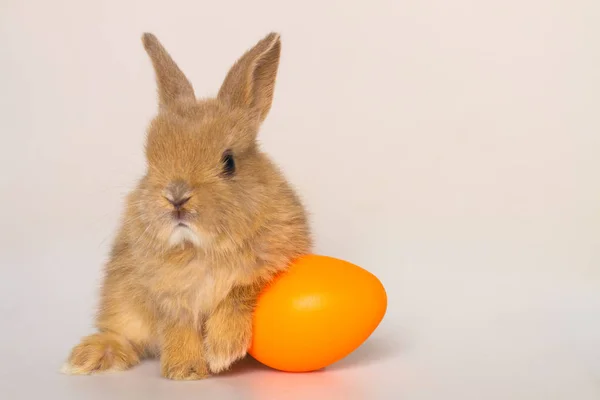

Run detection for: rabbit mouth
[[168, 222, 201, 247]]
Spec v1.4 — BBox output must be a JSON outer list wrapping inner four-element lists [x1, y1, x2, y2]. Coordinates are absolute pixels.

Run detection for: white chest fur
[[188, 259, 238, 316], [145, 255, 243, 326]]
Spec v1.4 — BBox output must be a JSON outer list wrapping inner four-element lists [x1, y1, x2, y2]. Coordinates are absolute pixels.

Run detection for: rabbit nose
[[165, 180, 191, 209], [167, 196, 191, 209]]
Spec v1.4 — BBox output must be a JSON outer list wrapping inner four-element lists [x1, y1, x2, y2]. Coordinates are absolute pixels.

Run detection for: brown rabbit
[[62, 32, 311, 380]]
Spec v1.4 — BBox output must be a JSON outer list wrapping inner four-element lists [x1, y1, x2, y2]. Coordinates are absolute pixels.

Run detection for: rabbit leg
[[204, 285, 257, 373], [62, 299, 154, 375], [62, 331, 143, 375], [160, 322, 209, 380]]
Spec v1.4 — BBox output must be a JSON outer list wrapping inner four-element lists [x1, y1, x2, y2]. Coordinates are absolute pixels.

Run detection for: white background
[[1, 0, 599, 399]]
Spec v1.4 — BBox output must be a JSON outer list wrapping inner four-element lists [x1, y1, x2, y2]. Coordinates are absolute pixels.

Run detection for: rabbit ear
[[218, 32, 281, 123], [142, 33, 195, 110]]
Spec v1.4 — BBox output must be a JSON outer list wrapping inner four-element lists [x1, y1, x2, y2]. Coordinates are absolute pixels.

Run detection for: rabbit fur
[[62, 32, 311, 380]]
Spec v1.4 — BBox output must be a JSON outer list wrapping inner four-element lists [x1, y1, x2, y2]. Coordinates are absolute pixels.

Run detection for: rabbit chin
[[167, 224, 202, 248]]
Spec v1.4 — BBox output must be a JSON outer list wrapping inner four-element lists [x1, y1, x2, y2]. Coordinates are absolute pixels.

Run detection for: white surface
[[1, 0, 599, 399]]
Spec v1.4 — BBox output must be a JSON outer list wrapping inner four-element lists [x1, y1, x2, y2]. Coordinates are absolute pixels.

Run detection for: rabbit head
[[133, 32, 298, 251]]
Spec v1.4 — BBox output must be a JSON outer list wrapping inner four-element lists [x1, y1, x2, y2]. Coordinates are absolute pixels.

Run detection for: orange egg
[[249, 255, 387, 372]]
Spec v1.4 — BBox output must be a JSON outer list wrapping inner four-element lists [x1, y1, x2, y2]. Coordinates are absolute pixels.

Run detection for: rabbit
[[61, 32, 311, 380]]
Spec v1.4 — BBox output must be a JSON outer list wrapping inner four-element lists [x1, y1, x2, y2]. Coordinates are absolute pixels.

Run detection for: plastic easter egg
[[249, 255, 387, 372]]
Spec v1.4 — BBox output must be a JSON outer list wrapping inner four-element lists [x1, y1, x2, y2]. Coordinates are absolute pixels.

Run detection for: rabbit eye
[[222, 150, 235, 176]]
